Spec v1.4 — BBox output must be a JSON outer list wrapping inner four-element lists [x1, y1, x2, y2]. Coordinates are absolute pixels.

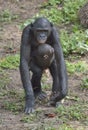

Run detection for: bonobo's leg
[[49, 60, 60, 106], [30, 61, 47, 100]]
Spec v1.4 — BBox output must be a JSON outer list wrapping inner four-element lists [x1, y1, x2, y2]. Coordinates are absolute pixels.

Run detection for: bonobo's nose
[[40, 34, 46, 40]]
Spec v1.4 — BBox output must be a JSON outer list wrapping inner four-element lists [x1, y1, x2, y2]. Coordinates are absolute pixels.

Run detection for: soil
[[0, 0, 88, 130]]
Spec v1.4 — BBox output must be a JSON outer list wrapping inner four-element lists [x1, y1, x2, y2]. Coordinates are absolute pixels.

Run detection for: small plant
[[66, 61, 88, 74], [20, 114, 37, 123], [81, 77, 88, 90], [61, 0, 88, 23], [3, 102, 19, 112], [44, 127, 56, 130], [0, 9, 18, 22], [59, 124, 74, 130], [40, 8, 63, 24], [19, 18, 35, 30], [60, 29, 88, 56], [55, 104, 87, 121], [0, 70, 10, 89], [0, 54, 20, 69], [47, 0, 62, 6]]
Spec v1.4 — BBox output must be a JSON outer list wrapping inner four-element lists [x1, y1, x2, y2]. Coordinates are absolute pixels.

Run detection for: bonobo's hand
[[35, 91, 47, 100], [24, 98, 35, 114]]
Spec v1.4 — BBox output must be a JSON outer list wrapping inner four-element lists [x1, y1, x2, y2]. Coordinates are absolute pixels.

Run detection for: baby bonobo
[[32, 44, 54, 68], [20, 17, 68, 114]]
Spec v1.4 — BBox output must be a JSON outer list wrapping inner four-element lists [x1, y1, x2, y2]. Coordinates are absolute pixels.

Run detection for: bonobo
[[20, 17, 68, 114]]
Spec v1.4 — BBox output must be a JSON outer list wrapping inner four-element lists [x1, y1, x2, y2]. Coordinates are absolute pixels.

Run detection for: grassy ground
[[0, 0, 88, 130]]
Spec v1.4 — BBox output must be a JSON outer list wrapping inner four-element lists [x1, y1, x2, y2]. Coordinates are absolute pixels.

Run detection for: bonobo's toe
[[24, 107, 35, 114]]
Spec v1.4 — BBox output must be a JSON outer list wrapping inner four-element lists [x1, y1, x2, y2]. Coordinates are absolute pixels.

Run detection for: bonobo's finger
[[38, 94, 45, 100], [38, 91, 47, 100], [42, 92, 47, 97], [24, 107, 35, 114]]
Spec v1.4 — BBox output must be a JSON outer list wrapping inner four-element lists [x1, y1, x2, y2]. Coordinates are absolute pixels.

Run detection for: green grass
[[0, 69, 10, 89], [3, 102, 19, 112], [81, 77, 88, 90], [2, 89, 24, 113], [61, 0, 87, 23], [20, 114, 37, 123], [66, 61, 88, 74], [0, 54, 20, 69], [0, 9, 18, 22], [40, 0, 88, 24], [20, 0, 88, 56], [21, 0, 88, 25], [60, 29, 88, 56], [59, 124, 74, 130], [55, 104, 87, 121]]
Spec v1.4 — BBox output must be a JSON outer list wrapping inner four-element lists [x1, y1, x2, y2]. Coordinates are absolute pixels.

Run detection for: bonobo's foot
[[24, 99, 35, 114], [49, 91, 61, 107], [34, 91, 47, 100], [49, 99, 61, 107]]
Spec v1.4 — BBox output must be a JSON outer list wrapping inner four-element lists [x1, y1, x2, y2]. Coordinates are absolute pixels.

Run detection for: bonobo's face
[[31, 17, 52, 44], [35, 29, 49, 44]]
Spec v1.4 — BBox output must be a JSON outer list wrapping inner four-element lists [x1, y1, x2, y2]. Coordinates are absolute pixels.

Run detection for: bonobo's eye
[[35, 29, 49, 44], [37, 30, 48, 34]]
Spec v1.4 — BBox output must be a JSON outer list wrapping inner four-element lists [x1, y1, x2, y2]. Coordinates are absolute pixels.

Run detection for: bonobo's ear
[[30, 23, 34, 32], [50, 22, 53, 27], [30, 23, 33, 27]]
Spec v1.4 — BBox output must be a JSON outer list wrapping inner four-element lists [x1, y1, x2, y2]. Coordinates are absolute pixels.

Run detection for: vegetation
[[55, 104, 87, 121], [0, 0, 88, 129], [81, 77, 88, 90], [66, 61, 88, 74], [0, 54, 20, 69], [20, 0, 88, 56], [0, 69, 10, 89], [0, 9, 18, 22]]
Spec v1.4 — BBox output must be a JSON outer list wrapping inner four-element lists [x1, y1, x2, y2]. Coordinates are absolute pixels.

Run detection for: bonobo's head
[[31, 17, 52, 44]]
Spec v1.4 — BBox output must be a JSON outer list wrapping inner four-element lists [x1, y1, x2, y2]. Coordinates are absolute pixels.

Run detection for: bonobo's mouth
[[38, 40, 47, 44], [43, 54, 49, 60]]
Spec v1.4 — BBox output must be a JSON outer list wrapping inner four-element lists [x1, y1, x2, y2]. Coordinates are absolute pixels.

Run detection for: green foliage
[[41, 0, 88, 24], [60, 29, 88, 56], [20, 114, 37, 123], [55, 104, 87, 121], [59, 124, 74, 130], [19, 18, 35, 30], [44, 127, 56, 130], [40, 8, 63, 24], [46, 0, 62, 6], [66, 61, 88, 74], [0, 9, 18, 22], [20, 8, 63, 29], [81, 77, 88, 89], [3, 102, 19, 112], [0, 70, 10, 89], [0, 54, 20, 69], [62, 0, 87, 23], [20, 0, 88, 56]]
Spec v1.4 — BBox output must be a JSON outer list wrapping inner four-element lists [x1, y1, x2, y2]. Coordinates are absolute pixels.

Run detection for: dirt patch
[[0, 0, 88, 130]]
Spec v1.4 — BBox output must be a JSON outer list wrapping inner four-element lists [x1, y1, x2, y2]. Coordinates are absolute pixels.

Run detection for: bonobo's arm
[[20, 25, 35, 114], [50, 27, 68, 103]]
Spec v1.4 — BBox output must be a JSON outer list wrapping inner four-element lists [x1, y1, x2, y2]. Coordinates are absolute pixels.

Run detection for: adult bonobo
[[20, 17, 68, 114]]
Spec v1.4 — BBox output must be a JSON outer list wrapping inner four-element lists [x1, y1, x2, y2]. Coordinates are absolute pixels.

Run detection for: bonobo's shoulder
[[52, 26, 58, 32], [23, 24, 31, 33]]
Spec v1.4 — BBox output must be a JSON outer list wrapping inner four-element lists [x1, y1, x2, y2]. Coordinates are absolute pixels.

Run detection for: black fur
[[20, 17, 68, 114]]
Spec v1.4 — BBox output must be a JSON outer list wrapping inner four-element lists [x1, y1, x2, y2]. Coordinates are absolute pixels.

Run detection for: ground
[[0, 0, 88, 130]]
